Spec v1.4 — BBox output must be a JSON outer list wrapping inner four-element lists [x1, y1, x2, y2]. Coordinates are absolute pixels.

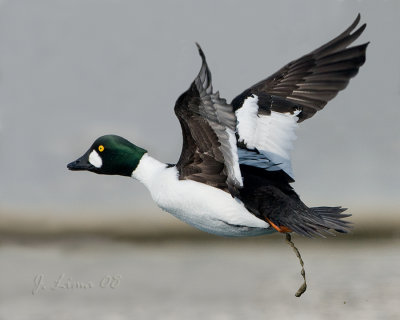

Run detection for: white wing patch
[[226, 128, 243, 186], [235, 95, 300, 178], [235, 95, 259, 147]]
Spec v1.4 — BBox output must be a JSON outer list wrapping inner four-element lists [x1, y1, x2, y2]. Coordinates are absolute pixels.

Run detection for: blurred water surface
[[1, 238, 399, 320]]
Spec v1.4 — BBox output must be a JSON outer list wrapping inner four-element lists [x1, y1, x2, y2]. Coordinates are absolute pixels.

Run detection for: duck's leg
[[265, 217, 292, 233], [285, 233, 307, 297]]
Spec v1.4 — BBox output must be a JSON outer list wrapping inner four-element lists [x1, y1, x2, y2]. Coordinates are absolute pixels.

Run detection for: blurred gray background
[[0, 1, 399, 319]]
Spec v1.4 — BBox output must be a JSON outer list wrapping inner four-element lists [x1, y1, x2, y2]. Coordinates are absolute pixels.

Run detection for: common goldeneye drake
[[68, 15, 367, 238]]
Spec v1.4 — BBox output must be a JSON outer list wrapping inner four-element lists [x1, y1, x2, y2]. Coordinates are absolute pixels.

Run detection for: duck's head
[[67, 135, 147, 176]]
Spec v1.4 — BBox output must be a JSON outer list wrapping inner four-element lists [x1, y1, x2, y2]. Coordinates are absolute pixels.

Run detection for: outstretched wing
[[232, 14, 368, 179], [175, 44, 242, 196]]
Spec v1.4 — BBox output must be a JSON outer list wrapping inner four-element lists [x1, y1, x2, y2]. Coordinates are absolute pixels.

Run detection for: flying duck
[[68, 15, 367, 238]]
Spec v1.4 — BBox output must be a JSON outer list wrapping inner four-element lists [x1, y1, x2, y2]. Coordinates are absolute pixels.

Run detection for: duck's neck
[[131, 153, 168, 189]]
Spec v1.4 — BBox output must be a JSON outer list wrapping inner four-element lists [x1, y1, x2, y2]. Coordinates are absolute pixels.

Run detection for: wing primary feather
[[175, 44, 243, 196], [232, 14, 368, 122]]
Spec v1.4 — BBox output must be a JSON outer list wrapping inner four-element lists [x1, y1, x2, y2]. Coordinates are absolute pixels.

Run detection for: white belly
[[142, 165, 272, 237]]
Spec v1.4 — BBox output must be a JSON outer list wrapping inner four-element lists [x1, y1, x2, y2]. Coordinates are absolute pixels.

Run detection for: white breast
[[132, 154, 272, 237]]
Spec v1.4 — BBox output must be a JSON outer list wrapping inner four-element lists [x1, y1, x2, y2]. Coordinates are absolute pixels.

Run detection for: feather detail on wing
[[247, 13, 368, 121], [235, 94, 300, 178], [232, 14, 368, 178], [175, 44, 242, 196]]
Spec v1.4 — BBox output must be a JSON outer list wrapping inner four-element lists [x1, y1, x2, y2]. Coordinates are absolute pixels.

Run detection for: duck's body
[[133, 154, 271, 237], [68, 15, 368, 237]]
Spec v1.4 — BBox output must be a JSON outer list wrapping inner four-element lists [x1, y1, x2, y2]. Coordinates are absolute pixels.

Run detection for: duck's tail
[[266, 204, 352, 237], [289, 206, 352, 237], [311, 206, 352, 233]]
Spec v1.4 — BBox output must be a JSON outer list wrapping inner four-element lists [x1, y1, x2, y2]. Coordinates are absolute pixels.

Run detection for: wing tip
[[348, 14, 367, 42], [195, 42, 206, 62], [351, 13, 362, 31], [194, 42, 212, 91], [355, 13, 361, 25]]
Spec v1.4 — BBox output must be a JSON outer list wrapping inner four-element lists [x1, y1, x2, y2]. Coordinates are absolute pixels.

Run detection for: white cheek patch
[[89, 150, 103, 168]]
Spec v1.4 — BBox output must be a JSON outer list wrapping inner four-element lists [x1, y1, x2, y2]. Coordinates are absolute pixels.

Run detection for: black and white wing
[[175, 44, 242, 196], [232, 14, 368, 179]]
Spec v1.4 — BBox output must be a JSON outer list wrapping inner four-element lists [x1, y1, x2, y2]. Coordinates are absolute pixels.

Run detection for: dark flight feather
[[232, 14, 368, 122], [175, 44, 242, 195]]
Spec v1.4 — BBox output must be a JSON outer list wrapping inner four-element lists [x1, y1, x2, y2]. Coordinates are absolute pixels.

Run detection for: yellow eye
[[98, 145, 105, 152]]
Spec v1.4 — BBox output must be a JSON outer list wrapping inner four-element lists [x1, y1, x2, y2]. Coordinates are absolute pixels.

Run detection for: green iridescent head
[[67, 135, 147, 176]]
